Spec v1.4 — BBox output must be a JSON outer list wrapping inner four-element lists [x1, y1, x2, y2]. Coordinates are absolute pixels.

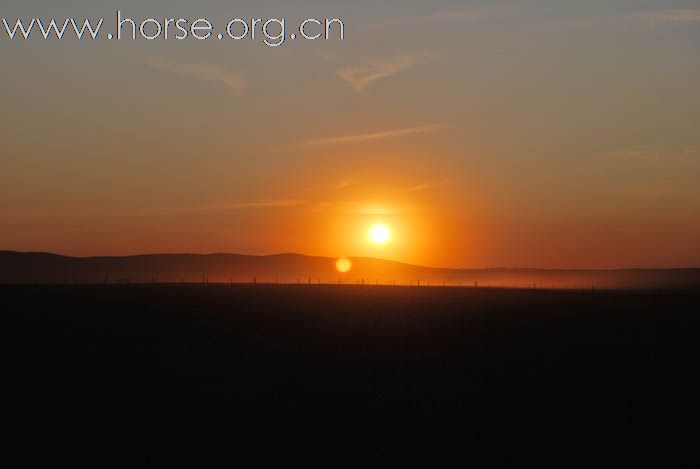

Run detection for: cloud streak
[[405, 180, 449, 193], [603, 148, 699, 158], [145, 58, 246, 96], [337, 53, 434, 93], [634, 9, 700, 23], [600, 148, 699, 165], [0, 199, 304, 219], [166, 199, 304, 214], [299, 123, 450, 148]]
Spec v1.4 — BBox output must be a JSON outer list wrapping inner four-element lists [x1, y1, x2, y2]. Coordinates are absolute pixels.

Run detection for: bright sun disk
[[368, 223, 391, 245]]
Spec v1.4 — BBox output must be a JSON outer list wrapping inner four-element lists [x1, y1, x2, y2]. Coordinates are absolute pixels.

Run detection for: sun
[[368, 223, 391, 245], [336, 258, 352, 273]]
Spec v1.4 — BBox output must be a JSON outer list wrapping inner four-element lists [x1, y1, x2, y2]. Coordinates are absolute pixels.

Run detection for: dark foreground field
[[5, 285, 700, 464]]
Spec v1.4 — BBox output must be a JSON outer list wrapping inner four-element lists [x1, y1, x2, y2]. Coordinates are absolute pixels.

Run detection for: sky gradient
[[1, 0, 699, 268]]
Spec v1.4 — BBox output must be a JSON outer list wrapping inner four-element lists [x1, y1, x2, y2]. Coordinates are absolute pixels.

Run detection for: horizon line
[[2, 249, 699, 272]]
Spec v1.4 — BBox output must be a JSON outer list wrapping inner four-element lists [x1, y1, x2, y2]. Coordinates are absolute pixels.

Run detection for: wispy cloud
[[601, 148, 700, 169], [337, 53, 434, 93], [335, 179, 357, 190], [367, 9, 493, 29], [405, 180, 449, 193], [617, 183, 674, 201], [349, 204, 400, 216], [165, 199, 303, 214], [145, 57, 246, 96], [299, 123, 450, 149], [1, 199, 303, 219], [633, 9, 700, 23], [600, 148, 699, 164]]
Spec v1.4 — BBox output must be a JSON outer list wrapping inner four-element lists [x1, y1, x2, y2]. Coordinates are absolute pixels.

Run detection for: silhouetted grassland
[[6, 285, 699, 464]]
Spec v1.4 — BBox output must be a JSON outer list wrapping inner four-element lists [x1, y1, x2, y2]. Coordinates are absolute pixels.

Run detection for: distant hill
[[1, 250, 699, 289]]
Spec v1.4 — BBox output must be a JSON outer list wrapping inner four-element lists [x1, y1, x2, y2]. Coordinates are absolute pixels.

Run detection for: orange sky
[[1, 1, 699, 268]]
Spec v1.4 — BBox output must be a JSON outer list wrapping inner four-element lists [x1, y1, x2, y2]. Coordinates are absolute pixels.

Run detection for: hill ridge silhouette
[[1, 250, 699, 289]]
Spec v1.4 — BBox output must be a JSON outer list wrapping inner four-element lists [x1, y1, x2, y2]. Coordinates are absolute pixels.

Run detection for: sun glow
[[368, 223, 391, 245], [336, 258, 352, 273]]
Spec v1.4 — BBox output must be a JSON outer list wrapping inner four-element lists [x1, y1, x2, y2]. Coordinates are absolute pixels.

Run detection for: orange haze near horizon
[[1, 1, 699, 269]]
